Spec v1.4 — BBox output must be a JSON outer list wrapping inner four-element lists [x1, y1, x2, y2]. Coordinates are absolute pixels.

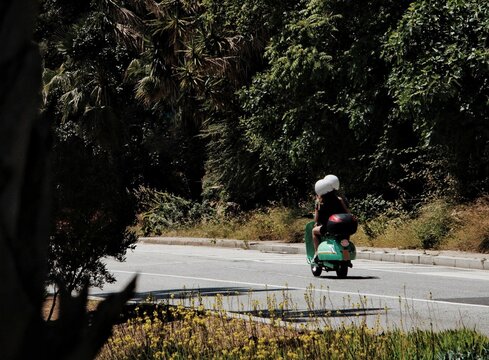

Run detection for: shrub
[[413, 200, 452, 249], [352, 194, 409, 242], [232, 207, 307, 242], [135, 186, 217, 236], [48, 136, 138, 297], [136, 195, 309, 242], [353, 199, 453, 250], [135, 191, 489, 252], [352, 194, 394, 222]]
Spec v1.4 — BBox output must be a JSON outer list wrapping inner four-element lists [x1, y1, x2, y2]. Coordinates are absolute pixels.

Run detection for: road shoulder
[[139, 236, 489, 271]]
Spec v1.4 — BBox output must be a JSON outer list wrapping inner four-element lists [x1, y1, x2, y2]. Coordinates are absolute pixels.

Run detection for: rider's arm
[[338, 196, 350, 213], [314, 197, 320, 224]]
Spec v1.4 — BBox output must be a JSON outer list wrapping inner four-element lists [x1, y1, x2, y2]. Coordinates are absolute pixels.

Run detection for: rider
[[312, 175, 350, 262]]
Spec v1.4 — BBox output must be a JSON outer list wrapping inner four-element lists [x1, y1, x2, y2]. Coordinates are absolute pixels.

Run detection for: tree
[[383, 0, 489, 199], [38, 0, 144, 311], [125, 0, 303, 204], [200, 0, 299, 206], [46, 134, 137, 317], [126, 0, 215, 199], [239, 0, 346, 201], [238, 0, 411, 202]]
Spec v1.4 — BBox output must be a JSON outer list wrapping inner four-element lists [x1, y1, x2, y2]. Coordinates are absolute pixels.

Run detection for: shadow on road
[[95, 286, 289, 302], [231, 307, 386, 323], [93, 286, 386, 324], [315, 275, 379, 280]]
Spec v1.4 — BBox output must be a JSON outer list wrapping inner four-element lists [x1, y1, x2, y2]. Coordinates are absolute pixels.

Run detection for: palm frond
[[125, 58, 152, 81], [90, 85, 106, 107], [114, 23, 145, 51], [42, 65, 74, 102], [105, 0, 143, 28], [101, 0, 146, 51], [59, 88, 85, 122], [135, 75, 176, 105]]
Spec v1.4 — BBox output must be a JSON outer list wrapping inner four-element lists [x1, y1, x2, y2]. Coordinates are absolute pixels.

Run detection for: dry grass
[[42, 296, 100, 321], [353, 197, 489, 252], [163, 207, 309, 243], [352, 221, 419, 249], [442, 197, 489, 252], [141, 196, 489, 252]]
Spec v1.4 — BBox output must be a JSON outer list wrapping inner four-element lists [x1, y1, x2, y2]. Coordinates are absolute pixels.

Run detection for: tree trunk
[[0, 1, 136, 359], [0, 1, 46, 358]]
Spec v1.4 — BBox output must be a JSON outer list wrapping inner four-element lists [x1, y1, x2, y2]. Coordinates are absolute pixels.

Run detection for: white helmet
[[314, 174, 340, 195]]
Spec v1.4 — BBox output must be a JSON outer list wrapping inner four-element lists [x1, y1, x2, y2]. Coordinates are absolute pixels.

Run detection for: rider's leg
[[312, 225, 322, 259]]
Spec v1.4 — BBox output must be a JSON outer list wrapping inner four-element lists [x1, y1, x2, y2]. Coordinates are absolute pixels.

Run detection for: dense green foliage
[[383, 0, 489, 199], [36, 0, 489, 285], [38, 0, 139, 293], [38, 0, 489, 207], [135, 186, 217, 236], [240, 0, 411, 202]]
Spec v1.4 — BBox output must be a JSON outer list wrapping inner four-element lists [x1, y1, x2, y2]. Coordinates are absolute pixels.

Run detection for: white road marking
[[417, 271, 489, 281], [132, 249, 301, 263], [120, 248, 489, 279], [353, 265, 489, 281], [112, 270, 489, 309]]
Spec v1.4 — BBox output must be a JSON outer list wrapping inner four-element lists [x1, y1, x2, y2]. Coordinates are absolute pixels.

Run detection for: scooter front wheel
[[311, 264, 322, 277]]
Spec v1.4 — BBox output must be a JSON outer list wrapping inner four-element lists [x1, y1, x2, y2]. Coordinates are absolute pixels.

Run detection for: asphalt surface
[[89, 238, 489, 335], [139, 236, 489, 270]]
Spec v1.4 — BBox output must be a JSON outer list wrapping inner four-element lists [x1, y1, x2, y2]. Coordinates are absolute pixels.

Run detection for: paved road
[[91, 243, 489, 335]]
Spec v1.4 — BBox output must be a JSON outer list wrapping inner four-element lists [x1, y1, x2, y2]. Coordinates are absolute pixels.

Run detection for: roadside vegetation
[[136, 187, 489, 253], [96, 297, 489, 360], [354, 197, 489, 252]]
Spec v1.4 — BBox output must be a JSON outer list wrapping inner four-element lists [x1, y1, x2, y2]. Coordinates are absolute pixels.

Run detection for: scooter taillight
[[340, 239, 350, 248]]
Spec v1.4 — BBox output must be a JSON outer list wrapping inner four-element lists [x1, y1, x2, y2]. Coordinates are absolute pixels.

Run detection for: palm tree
[[124, 0, 298, 204]]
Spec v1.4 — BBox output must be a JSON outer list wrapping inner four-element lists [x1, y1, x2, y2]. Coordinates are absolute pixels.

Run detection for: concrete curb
[[138, 237, 488, 271], [356, 250, 488, 270]]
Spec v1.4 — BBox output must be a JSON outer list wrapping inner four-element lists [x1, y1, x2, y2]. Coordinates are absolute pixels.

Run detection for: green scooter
[[304, 213, 358, 278]]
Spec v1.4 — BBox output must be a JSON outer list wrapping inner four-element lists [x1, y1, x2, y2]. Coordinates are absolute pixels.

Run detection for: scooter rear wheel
[[336, 264, 348, 278], [311, 264, 322, 277]]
